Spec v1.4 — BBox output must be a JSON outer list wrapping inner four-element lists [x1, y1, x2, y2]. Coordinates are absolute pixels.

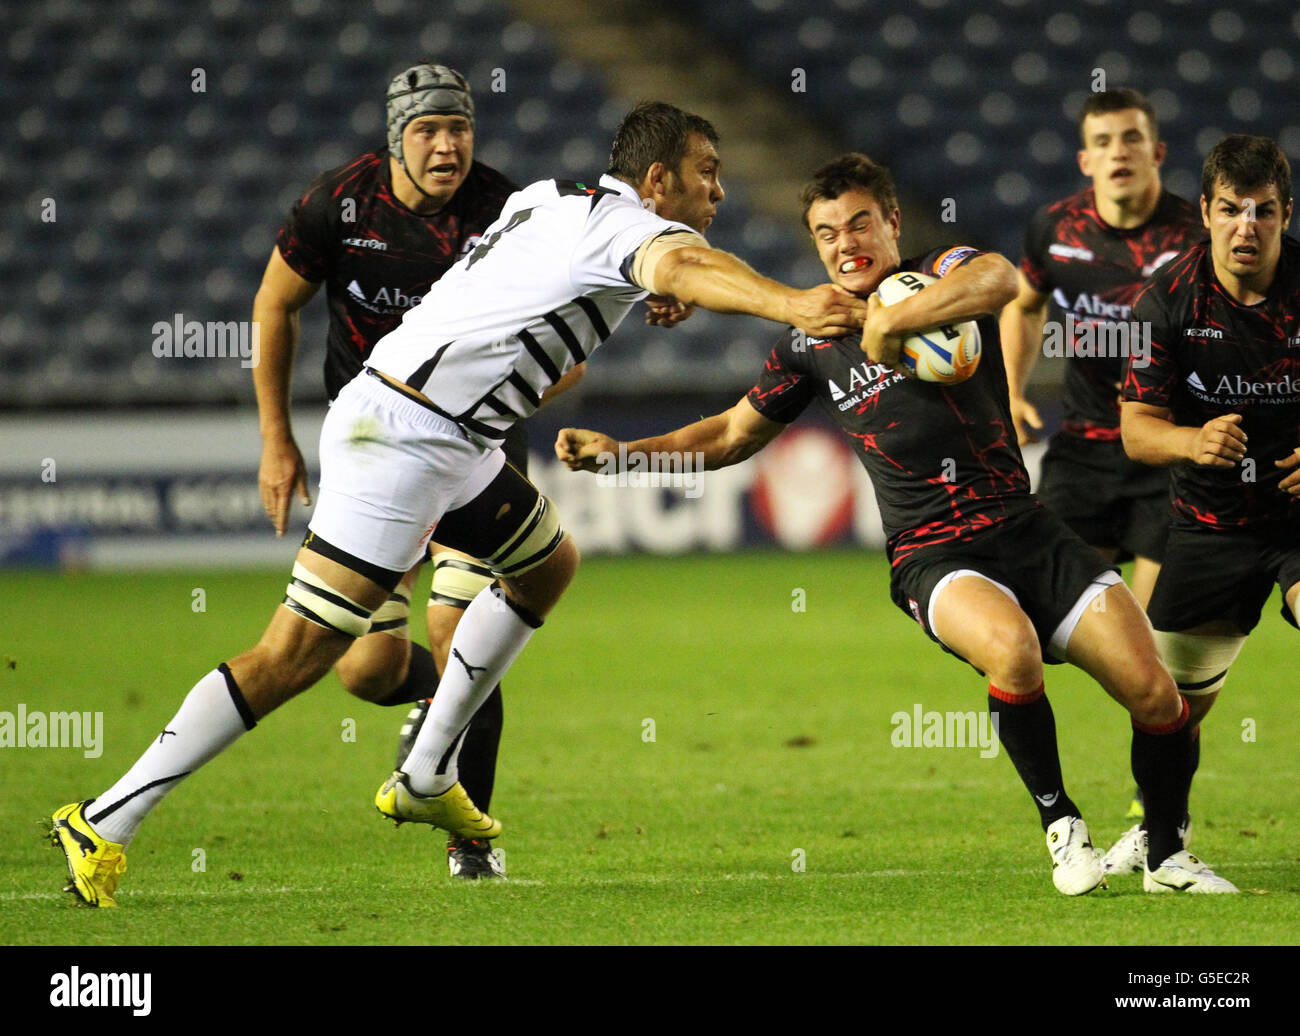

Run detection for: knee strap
[[369, 589, 411, 638], [487, 495, 565, 578], [430, 553, 495, 609], [283, 562, 374, 638], [1153, 630, 1247, 696]]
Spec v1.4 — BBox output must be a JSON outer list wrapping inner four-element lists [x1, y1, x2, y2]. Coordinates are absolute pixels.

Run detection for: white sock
[[403, 586, 538, 795], [88, 666, 255, 846]]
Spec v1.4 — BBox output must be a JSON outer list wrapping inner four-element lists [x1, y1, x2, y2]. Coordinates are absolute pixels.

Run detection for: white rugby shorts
[[308, 371, 506, 575]]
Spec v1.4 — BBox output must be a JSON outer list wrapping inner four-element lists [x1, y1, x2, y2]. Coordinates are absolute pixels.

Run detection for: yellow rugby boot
[[374, 771, 501, 839], [49, 801, 127, 908]]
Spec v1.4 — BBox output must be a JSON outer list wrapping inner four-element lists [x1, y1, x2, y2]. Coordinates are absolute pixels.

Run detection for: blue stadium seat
[[10, 0, 1295, 406]]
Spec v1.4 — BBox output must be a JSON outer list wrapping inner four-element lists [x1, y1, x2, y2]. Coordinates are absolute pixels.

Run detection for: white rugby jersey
[[366, 173, 696, 443]]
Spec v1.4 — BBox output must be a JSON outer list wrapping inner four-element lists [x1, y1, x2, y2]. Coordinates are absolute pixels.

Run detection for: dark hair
[[607, 101, 719, 183], [1078, 88, 1159, 145], [1201, 133, 1292, 209], [799, 153, 898, 227]]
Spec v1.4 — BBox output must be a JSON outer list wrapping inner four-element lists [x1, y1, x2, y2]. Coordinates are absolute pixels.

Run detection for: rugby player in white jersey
[[254, 61, 528, 880], [49, 101, 865, 905]]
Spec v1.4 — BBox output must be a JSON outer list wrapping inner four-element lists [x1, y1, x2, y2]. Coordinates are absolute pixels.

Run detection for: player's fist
[[786, 283, 867, 338], [555, 428, 617, 472], [1189, 413, 1247, 467], [258, 436, 311, 537], [644, 294, 696, 328], [860, 293, 908, 373], [1275, 446, 1300, 495], [1009, 395, 1043, 445]]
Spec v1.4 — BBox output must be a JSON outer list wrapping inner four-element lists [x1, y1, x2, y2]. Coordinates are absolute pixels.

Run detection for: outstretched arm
[[556, 397, 784, 473], [633, 234, 866, 338]]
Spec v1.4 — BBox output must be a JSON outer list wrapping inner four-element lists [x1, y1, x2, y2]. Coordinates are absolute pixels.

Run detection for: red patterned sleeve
[[1122, 278, 1178, 406], [1020, 204, 1059, 293], [746, 329, 816, 424], [274, 176, 336, 283]]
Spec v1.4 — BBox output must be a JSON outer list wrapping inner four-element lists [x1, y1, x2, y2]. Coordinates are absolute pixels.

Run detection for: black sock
[[1184, 724, 1200, 829], [1132, 698, 1193, 867], [372, 642, 439, 707], [988, 684, 1080, 830], [457, 685, 503, 813]]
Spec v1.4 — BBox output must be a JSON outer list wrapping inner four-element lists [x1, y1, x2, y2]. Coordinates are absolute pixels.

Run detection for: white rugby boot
[[1144, 849, 1238, 894], [1046, 816, 1107, 895]]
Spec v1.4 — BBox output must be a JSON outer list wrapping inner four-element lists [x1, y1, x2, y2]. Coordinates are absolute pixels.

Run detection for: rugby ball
[[874, 271, 981, 384]]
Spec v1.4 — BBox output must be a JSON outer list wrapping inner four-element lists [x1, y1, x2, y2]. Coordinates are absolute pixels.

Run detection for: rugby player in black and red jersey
[[1109, 134, 1299, 886], [1001, 89, 1204, 613], [558, 153, 1230, 894], [1002, 89, 1205, 825], [251, 62, 540, 879]]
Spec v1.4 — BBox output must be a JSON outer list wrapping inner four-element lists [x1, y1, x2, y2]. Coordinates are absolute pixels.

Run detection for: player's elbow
[[651, 246, 713, 301], [717, 410, 777, 468], [717, 432, 761, 468], [981, 255, 1020, 309], [1007, 293, 1045, 321], [253, 284, 301, 324], [1119, 406, 1151, 462]]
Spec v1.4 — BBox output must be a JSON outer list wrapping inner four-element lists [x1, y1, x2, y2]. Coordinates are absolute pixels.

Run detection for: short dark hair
[[799, 153, 898, 228], [1078, 88, 1159, 145], [607, 101, 719, 184], [1201, 133, 1292, 210]]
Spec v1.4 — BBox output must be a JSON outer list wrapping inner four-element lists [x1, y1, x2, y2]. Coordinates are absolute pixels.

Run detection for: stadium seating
[[8, 0, 1300, 406], [668, 0, 1299, 253], [8, 0, 817, 405]]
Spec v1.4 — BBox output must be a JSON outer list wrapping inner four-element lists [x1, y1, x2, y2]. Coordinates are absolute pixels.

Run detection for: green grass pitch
[[1, 551, 1296, 945]]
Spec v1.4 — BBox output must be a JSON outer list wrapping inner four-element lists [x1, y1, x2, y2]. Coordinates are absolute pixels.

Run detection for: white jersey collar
[[598, 173, 649, 208]]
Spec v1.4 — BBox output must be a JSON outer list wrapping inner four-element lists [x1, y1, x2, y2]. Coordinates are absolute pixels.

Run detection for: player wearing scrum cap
[[558, 153, 1232, 895], [248, 61, 532, 880], [1110, 134, 1300, 886], [47, 101, 863, 906]]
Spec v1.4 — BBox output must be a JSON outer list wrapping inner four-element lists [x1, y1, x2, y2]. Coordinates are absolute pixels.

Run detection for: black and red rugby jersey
[[276, 149, 518, 399], [1020, 187, 1204, 439], [1123, 236, 1300, 532], [747, 246, 1036, 566]]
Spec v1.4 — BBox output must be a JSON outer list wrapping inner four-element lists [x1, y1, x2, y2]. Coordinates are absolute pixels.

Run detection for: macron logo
[[1049, 244, 1094, 262], [50, 968, 151, 1016]]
